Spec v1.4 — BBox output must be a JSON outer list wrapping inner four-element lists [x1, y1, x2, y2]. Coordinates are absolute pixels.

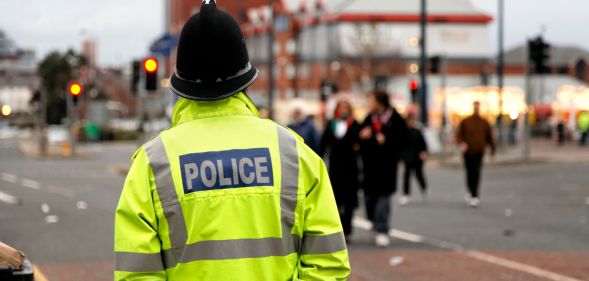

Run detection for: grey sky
[[1, 0, 587, 67]]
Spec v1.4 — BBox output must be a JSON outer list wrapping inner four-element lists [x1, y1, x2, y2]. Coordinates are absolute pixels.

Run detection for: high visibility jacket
[[114, 93, 350, 280]]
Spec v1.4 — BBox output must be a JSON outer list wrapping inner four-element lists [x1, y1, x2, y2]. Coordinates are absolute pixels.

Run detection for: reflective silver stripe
[[136, 128, 302, 269], [301, 232, 347, 255], [277, 126, 301, 253], [115, 251, 164, 272], [144, 136, 187, 264]]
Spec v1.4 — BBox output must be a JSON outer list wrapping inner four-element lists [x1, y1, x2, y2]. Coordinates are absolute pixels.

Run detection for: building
[[0, 30, 36, 113], [81, 39, 98, 68], [163, 0, 589, 128]]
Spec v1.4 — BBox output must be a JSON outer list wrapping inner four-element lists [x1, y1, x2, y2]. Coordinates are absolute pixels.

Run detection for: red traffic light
[[69, 83, 83, 96], [144, 57, 158, 73], [409, 79, 418, 91]]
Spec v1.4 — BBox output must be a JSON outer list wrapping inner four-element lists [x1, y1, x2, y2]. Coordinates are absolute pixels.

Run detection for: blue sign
[[150, 33, 179, 58], [180, 148, 274, 194]]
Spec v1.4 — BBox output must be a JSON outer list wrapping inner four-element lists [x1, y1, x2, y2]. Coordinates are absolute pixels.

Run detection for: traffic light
[[409, 79, 419, 103], [144, 57, 158, 91], [429, 56, 441, 74], [131, 60, 141, 94], [528, 36, 551, 74], [68, 82, 83, 107]]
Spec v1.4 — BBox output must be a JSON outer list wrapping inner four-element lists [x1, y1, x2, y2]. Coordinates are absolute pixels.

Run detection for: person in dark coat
[[399, 114, 428, 206], [319, 99, 361, 241], [359, 90, 408, 247], [456, 101, 496, 208], [288, 107, 320, 152]]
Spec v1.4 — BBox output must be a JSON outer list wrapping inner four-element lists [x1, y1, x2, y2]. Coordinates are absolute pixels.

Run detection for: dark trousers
[[339, 204, 354, 236], [463, 153, 484, 198], [365, 194, 391, 233], [580, 132, 588, 146], [403, 160, 427, 195]]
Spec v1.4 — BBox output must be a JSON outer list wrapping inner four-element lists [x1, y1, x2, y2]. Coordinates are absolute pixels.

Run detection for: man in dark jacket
[[456, 101, 496, 208], [399, 114, 428, 205], [359, 91, 408, 247], [289, 107, 320, 152]]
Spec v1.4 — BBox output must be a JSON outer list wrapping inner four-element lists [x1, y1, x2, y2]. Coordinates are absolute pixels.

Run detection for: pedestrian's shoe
[[398, 195, 410, 206], [464, 193, 472, 204], [469, 197, 480, 208], [375, 233, 391, 247], [420, 190, 428, 202]]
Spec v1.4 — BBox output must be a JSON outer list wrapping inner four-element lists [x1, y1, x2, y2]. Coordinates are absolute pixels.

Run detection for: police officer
[[114, 1, 350, 280]]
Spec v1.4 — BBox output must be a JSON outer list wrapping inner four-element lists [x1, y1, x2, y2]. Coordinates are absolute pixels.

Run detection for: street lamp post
[[497, 0, 505, 147], [267, 0, 276, 120]]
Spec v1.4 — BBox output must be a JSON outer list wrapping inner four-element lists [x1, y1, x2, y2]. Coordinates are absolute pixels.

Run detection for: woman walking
[[320, 99, 361, 242]]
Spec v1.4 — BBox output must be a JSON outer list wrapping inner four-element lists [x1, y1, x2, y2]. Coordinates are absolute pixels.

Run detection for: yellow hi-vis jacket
[[114, 92, 350, 280]]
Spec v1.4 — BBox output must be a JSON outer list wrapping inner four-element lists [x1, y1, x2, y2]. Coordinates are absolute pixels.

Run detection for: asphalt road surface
[[0, 138, 587, 281]]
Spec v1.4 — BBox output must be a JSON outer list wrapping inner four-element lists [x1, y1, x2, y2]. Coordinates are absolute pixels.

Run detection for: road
[[0, 137, 588, 280]]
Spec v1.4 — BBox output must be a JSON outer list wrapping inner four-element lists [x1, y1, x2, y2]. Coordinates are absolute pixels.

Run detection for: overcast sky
[[1, 0, 588, 67]]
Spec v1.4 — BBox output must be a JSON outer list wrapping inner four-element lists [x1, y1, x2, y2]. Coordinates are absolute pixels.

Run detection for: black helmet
[[170, 0, 259, 100]]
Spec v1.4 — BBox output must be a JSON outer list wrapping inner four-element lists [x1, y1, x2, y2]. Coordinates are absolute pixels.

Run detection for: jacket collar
[[171, 92, 260, 127]]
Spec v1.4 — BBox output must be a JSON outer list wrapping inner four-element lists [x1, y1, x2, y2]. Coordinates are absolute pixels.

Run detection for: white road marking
[[21, 178, 41, 190], [46, 185, 75, 198], [44, 215, 58, 224], [352, 216, 373, 230], [76, 201, 87, 210], [585, 197, 589, 205], [0, 191, 20, 205], [41, 203, 50, 214], [389, 229, 425, 243], [463, 250, 583, 281], [504, 208, 513, 217], [352, 216, 582, 281], [1, 172, 18, 184]]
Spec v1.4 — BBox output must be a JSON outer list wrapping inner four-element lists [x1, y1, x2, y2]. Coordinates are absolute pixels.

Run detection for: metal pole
[[523, 45, 532, 161], [441, 55, 448, 158], [497, 0, 505, 147], [419, 0, 428, 126], [66, 92, 76, 156], [267, 0, 275, 120], [39, 90, 47, 156]]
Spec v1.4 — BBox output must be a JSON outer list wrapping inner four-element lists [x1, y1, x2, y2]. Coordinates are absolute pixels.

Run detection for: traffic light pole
[[523, 56, 532, 161], [66, 92, 76, 156], [419, 0, 428, 126], [497, 0, 505, 148]]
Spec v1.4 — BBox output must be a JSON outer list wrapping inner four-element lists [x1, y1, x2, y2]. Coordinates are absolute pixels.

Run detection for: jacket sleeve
[[456, 120, 464, 144], [419, 130, 428, 153], [114, 148, 167, 281], [485, 121, 496, 153], [297, 149, 351, 280], [319, 121, 332, 157]]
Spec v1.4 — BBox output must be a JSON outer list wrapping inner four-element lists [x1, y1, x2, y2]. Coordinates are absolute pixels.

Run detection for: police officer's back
[[114, 1, 350, 280]]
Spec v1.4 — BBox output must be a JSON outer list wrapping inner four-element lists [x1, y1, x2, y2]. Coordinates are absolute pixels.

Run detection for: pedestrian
[[456, 101, 496, 208], [288, 105, 320, 153], [319, 99, 361, 242], [556, 119, 566, 146], [359, 90, 408, 247], [578, 111, 589, 146], [114, 1, 350, 280], [399, 114, 428, 206]]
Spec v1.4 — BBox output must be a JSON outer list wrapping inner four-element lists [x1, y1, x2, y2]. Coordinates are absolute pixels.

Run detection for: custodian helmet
[[170, 0, 259, 100]]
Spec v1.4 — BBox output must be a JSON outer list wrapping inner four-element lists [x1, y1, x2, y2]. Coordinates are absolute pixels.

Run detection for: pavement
[[0, 136, 588, 281], [440, 139, 589, 166]]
